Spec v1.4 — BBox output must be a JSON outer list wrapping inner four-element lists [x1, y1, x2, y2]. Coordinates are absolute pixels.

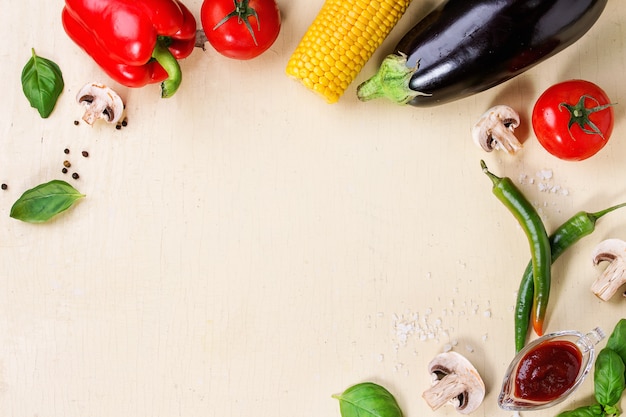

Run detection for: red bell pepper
[[62, 0, 197, 98]]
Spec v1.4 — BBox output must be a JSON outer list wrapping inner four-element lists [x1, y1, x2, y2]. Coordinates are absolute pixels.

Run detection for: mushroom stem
[[422, 352, 485, 414], [81, 98, 109, 125], [423, 373, 467, 411], [491, 122, 521, 153], [591, 238, 626, 301], [471, 105, 522, 153], [591, 260, 626, 300]]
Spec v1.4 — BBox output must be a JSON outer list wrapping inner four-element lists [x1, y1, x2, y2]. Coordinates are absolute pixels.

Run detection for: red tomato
[[200, 0, 281, 60], [531, 80, 615, 161]]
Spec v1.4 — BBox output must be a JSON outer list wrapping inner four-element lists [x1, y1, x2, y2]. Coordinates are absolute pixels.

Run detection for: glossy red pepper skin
[[62, 0, 196, 97]]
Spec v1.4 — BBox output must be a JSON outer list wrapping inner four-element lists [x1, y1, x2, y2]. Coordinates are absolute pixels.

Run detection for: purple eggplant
[[356, 0, 608, 107]]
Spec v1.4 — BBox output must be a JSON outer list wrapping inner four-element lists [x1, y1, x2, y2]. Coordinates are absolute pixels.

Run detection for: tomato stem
[[213, 0, 260, 46], [559, 94, 615, 139]]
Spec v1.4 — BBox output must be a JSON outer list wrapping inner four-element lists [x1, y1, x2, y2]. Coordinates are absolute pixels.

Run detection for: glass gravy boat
[[498, 327, 605, 411]]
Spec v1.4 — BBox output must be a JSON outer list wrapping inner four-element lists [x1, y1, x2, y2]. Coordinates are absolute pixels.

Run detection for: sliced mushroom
[[591, 238, 626, 301], [76, 82, 124, 126], [422, 351, 485, 414], [471, 105, 522, 153]]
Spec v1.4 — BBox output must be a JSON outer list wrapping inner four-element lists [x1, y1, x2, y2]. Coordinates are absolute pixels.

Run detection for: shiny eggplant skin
[[358, 0, 608, 107]]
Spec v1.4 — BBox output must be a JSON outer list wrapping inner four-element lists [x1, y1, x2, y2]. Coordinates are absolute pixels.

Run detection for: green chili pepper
[[480, 160, 552, 336], [514, 202, 626, 352]]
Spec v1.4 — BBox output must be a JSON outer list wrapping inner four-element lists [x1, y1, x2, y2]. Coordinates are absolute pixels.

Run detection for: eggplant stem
[[356, 54, 429, 104]]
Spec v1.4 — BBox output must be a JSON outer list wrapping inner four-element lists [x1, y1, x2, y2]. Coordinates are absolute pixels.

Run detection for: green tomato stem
[[559, 94, 616, 139], [213, 0, 260, 46]]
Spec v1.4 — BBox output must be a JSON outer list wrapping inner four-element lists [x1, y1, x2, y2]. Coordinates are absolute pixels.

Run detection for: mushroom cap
[[592, 238, 626, 265], [423, 351, 485, 414], [471, 105, 522, 153], [76, 82, 124, 125]]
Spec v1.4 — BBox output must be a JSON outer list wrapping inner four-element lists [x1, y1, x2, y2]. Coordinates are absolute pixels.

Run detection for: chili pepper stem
[[589, 202, 626, 219], [480, 159, 500, 185], [152, 39, 182, 98]]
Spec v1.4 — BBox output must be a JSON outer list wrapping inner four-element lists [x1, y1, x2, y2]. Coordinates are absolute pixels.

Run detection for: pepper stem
[[356, 54, 428, 104], [480, 160, 501, 187], [589, 202, 626, 221], [152, 37, 182, 98]]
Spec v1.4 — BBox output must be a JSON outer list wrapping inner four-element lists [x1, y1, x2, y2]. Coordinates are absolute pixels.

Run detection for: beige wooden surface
[[1, 1, 626, 416]]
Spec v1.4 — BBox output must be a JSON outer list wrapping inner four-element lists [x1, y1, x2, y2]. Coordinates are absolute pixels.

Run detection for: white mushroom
[[471, 105, 522, 153], [76, 82, 124, 126], [591, 238, 626, 301], [422, 351, 485, 414]]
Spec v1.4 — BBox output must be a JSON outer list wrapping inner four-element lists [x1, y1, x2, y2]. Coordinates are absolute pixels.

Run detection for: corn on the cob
[[285, 0, 412, 104]]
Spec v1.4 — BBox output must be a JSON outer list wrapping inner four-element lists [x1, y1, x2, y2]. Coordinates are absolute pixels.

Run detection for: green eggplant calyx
[[213, 0, 260, 46], [559, 94, 615, 139], [356, 53, 429, 104]]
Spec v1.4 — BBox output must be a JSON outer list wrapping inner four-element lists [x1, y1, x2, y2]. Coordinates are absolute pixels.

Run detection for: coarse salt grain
[[537, 169, 553, 180]]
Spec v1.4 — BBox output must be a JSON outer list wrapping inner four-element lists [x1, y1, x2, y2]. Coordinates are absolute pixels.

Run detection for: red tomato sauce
[[514, 340, 582, 402]]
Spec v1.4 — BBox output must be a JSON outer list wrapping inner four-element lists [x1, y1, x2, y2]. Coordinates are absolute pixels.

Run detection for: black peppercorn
[[64, 148, 70, 154], [116, 124, 122, 130], [72, 173, 80, 180], [82, 151, 89, 157], [1, 183, 7, 190], [121, 118, 128, 127], [73, 120, 80, 126], [62, 168, 68, 174]]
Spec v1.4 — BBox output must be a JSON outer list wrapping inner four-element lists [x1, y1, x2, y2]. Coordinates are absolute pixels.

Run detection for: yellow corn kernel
[[286, 0, 412, 103]]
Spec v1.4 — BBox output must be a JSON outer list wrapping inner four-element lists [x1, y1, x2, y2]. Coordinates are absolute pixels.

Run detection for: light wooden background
[[1, 1, 625, 416]]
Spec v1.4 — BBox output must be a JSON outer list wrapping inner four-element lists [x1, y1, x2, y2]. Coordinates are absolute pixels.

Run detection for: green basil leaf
[[557, 404, 605, 417], [21, 48, 64, 118], [606, 319, 626, 373], [602, 404, 619, 416], [594, 348, 625, 407], [10, 180, 85, 223], [332, 382, 403, 417]]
